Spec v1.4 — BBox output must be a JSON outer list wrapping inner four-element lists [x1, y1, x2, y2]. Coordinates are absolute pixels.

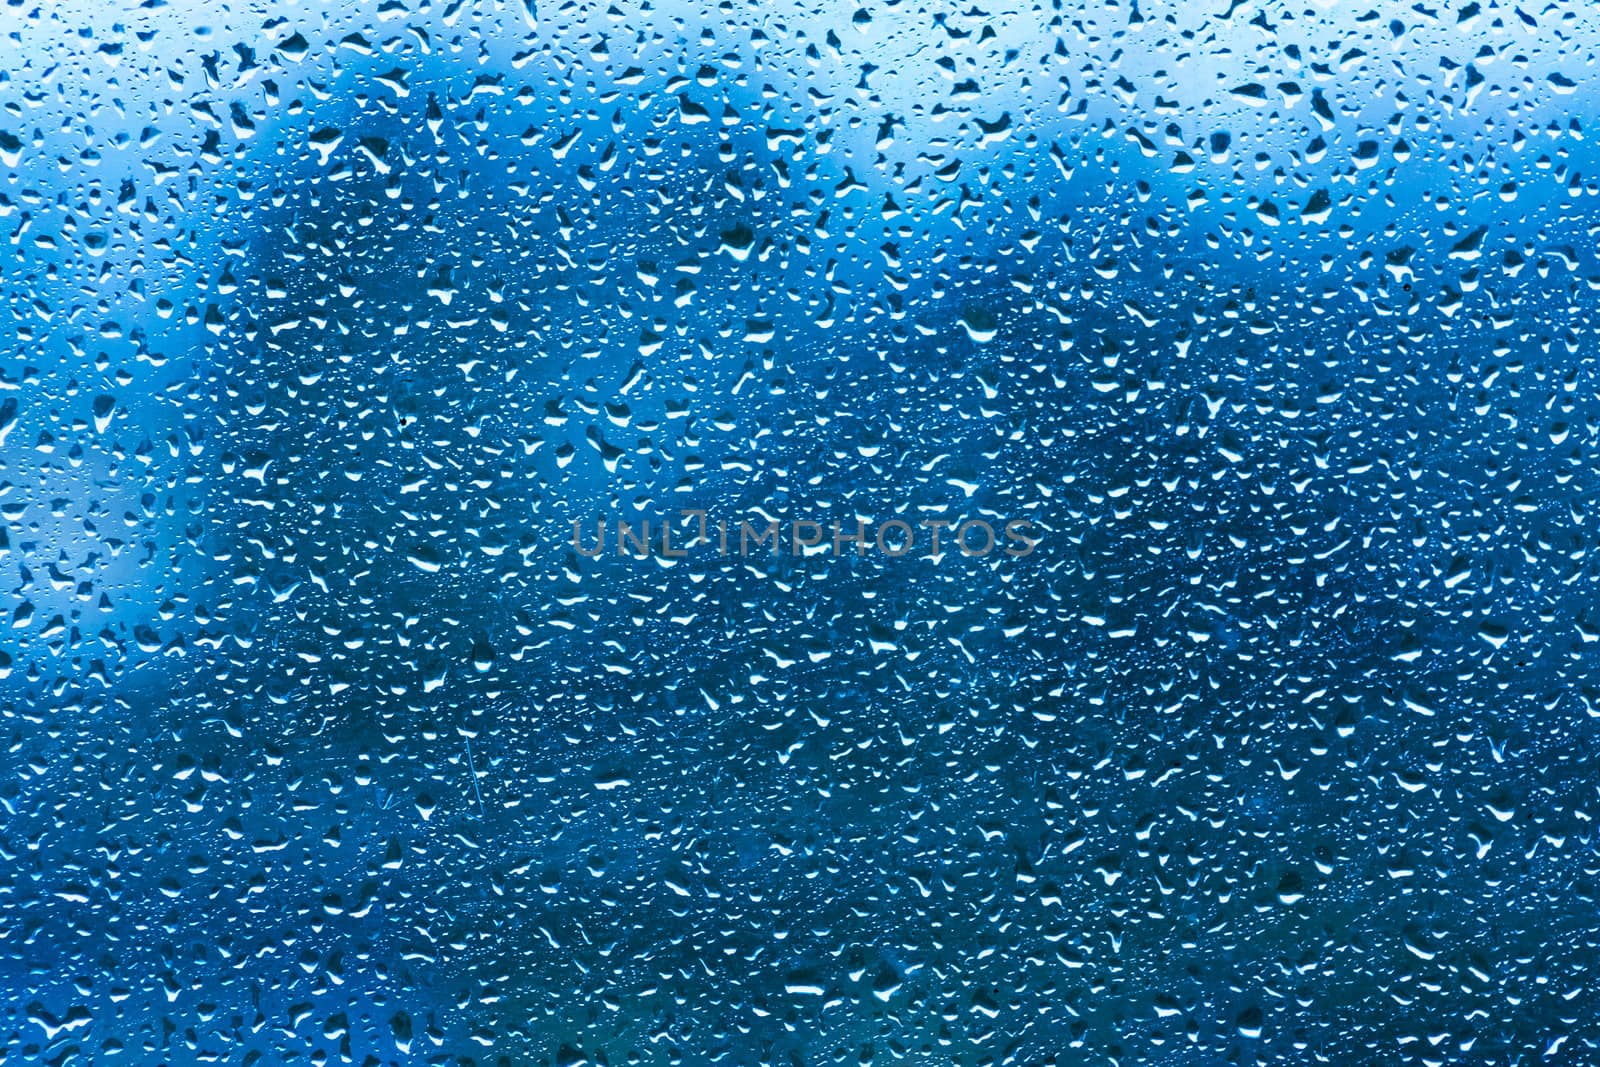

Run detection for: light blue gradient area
[[4, 0, 1600, 1063]]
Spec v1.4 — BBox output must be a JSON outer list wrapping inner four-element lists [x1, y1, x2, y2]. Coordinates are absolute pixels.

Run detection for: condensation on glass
[[1, 0, 1596, 1063]]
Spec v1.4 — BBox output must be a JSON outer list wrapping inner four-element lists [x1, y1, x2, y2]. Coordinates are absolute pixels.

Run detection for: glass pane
[[4, 0, 1594, 1062]]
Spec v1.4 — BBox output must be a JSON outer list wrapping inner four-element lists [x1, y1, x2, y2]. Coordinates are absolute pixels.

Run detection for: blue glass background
[[4, 0, 1600, 1062]]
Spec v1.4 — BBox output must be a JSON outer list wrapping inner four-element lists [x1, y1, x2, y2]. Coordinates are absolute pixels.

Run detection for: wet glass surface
[[4, 0, 1600, 1062]]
